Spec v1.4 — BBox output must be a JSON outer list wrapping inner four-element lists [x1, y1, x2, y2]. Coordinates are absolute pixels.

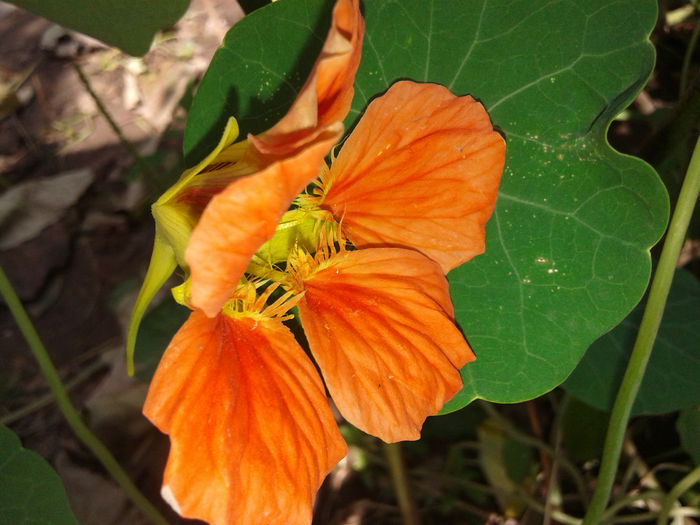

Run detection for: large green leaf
[[184, 0, 668, 407], [0, 425, 78, 525], [7, 0, 189, 56], [563, 269, 700, 415]]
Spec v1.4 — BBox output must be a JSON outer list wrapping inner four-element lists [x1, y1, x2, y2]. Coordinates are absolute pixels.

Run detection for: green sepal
[[126, 230, 178, 376]]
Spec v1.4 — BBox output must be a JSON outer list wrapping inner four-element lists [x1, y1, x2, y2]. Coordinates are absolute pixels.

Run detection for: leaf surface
[[7, 0, 189, 56], [185, 0, 669, 407], [563, 269, 700, 415], [0, 425, 78, 525]]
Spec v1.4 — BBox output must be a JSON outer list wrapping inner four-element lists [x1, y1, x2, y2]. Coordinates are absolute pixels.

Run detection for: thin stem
[[680, 8, 700, 98], [0, 267, 169, 525], [384, 442, 421, 525], [582, 136, 700, 525], [656, 465, 700, 525], [600, 490, 666, 523], [1, 357, 107, 425], [543, 396, 567, 525], [479, 401, 589, 504], [526, 401, 553, 489], [615, 508, 700, 524], [513, 485, 582, 525], [71, 61, 160, 189]]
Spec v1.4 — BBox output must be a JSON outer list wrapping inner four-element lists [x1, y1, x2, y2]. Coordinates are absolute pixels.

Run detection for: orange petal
[[144, 311, 347, 525], [187, 133, 339, 316], [295, 248, 474, 443], [186, 0, 363, 316], [249, 0, 363, 158], [322, 81, 506, 273]]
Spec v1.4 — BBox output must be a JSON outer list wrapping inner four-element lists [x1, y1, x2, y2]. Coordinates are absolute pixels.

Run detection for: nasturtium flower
[[126, 0, 364, 371], [129, 1, 506, 523]]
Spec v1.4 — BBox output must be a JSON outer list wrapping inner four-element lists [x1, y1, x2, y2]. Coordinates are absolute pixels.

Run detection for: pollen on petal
[[322, 80, 506, 273], [144, 311, 347, 525], [295, 247, 474, 443]]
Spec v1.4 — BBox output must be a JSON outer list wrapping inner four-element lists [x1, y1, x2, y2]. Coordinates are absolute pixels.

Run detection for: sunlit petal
[[187, 135, 339, 316], [144, 311, 347, 525], [295, 248, 474, 443], [323, 81, 505, 273], [187, 0, 364, 316], [250, 0, 364, 158]]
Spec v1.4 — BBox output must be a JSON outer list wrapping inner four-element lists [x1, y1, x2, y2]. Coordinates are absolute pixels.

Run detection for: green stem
[[0, 267, 169, 525], [71, 61, 160, 190], [384, 442, 422, 525], [582, 136, 700, 525], [656, 465, 700, 525], [600, 490, 666, 523], [1, 356, 107, 425], [512, 485, 582, 525], [479, 401, 589, 504], [543, 396, 567, 525]]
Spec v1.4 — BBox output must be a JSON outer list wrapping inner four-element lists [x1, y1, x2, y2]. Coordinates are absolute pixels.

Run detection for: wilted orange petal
[[144, 311, 347, 525], [322, 81, 506, 273], [296, 248, 474, 443], [250, 0, 364, 158], [187, 134, 339, 316]]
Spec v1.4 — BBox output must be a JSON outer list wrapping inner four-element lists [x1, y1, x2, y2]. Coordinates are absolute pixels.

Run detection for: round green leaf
[[563, 269, 700, 415], [348, 0, 668, 409], [7, 0, 189, 56], [0, 425, 78, 525], [184, 0, 669, 408]]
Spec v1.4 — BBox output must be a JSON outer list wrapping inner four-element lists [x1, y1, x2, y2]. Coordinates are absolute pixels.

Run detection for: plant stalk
[[582, 136, 700, 524], [656, 465, 700, 525], [71, 61, 160, 189], [384, 441, 422, 525], [0, 267, 169, 525]]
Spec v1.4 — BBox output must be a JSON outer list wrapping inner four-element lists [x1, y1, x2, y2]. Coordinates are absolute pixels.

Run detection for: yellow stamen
[[221, 281, 301, 321]]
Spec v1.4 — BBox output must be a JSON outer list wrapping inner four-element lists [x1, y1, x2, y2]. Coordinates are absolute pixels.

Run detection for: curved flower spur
[[128, 1, 505, 523]]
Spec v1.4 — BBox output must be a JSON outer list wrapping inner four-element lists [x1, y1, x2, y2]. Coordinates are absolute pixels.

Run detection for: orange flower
[[132, 2, 505, 519], [144, 288, 347, 525], [142, 79, 504, 525], [126, 0, 364, 370]]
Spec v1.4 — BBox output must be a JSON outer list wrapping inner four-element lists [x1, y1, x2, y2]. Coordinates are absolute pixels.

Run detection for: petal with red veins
[[322, 81, 505, 273], [296, 248, 474, 443], [187, 0, 364, 316], [187, 134, 339, 316], [144, 311, 347, 525]]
